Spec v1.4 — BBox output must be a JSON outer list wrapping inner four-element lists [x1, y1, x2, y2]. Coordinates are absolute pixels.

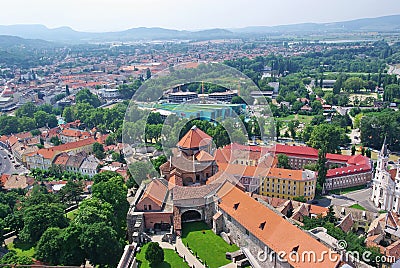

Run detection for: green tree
[[145, 242, 164, 266], [343, 77, 365, 93], [76, 89, 101, 108], [307, 124, 349, 154], [366, 148, 372, 158], [59, 181, 84, 205], [15, 102, 37, 118], [50, 136, 62, 145], [79, 222, 124, 267], [35, 227, 63, 265], [151, 155, 167, 173], [0, 251, 33, 265], [91, 176, 129, 235], [93, 142, 105, 159], [146, 68, 152, 80], [92, 171, 123, 184], [293, 196, 307, 203], [20, 203, 69, 243], [317, 149, 328, 192], [277, 154, 291, 169], [351, 145, 356, 156], [62, 106, 74, 123], [33, 110, 50, 128]]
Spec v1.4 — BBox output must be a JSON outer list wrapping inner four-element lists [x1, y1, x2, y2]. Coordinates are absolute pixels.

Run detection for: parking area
[[0, 148, 28, 175], [317, 188, 378, 212]]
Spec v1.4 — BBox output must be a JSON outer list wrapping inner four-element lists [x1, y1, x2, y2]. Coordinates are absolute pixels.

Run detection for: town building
[[59, 128, 91, 143], [168, 91, 198, 103], [260, 168, 317, 201], [208, 90, 237, 103], [271, 144, 373, 192], [160, 126, 218, 186], [213, 181, 341, 268], [371, 138, 400, 212]]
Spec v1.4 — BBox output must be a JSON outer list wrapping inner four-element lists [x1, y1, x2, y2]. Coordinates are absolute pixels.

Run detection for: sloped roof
[[177, 126, 212, 149], [173, 183, 221, 201], [53, 152, 70, 166], [217, 162, 268, 178], [216, 181, 340, 268], [195, 150, 214, 162], [337, 213, 354, 233], [139, 179, 168, 207], [326, 164, 371, 178]]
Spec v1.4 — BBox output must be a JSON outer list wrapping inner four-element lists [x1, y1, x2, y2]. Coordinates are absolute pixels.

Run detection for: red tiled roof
[[139, 179, 168, 207], [177, 126, 212, 149], [326, 153, 351, 162], [217, 162, 268, 178], [61, 129, 90, 138], [326, 164, 371, 178], [217, 182, 340, 268], [52, 137, 96, 152], [272, 144, 319, 159], [195, 150, 214, 162]]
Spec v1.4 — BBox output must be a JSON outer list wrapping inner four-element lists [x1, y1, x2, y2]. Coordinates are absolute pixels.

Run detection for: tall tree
[[145, 242, 164, 266]]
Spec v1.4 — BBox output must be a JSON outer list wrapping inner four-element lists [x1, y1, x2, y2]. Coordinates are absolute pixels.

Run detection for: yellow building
[[260, 168, 317, 201]]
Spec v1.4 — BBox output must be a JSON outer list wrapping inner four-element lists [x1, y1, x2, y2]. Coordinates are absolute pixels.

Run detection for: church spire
[[380, 136, 388, 157]]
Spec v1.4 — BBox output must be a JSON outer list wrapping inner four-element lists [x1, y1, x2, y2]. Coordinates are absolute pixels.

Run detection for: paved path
[[151, 234, 175, 250], [175, 237, 205, 268], [319, 188, 379, 212], [220, 263, 237, 268]]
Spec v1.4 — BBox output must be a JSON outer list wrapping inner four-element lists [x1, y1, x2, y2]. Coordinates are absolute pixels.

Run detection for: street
[[0, 148, 28, 175], [317, 188, 379, 212]]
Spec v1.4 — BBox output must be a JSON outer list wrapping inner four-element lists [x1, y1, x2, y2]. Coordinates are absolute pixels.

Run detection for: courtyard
[[181, 221, 239, 268], [135, 243, 190, 268]]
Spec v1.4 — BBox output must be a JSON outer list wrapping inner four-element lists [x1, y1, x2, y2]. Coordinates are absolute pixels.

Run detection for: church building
[[371, 138, 400, 212]]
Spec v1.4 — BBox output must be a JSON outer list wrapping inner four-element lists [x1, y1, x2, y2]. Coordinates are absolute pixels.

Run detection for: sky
[[2, 0, 400, 32]]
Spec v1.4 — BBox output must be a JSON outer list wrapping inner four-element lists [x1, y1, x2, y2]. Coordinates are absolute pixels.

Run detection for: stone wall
[[218, 208, 291, 268]]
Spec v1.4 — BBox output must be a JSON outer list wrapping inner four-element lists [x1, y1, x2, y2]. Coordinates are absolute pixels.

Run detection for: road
[[0, 148, 28, 175], [318, 188, 379, 212]]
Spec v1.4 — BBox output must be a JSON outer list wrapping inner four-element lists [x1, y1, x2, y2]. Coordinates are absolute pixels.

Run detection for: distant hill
[[0, 35, 54, 48], [233, 14, 400, 33], [0, 25, 234, 43], [0, 35, 59, 68], [0, 15, 399, 43]]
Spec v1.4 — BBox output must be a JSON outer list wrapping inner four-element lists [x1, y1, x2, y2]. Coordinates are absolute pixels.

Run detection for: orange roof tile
[[267, 168, 315, 181], [217, 162, 268, 178], [139, 179, 168, 207], [195, 150, 214, 162], [177, 126, 212, 149], [217, 182, 340, 268]]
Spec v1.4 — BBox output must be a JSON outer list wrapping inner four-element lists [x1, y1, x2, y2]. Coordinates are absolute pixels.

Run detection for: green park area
[[135, 243, 189, 268], [181, 221, 239, 268], [349, 204, 366, 211], [7, 239, 35, 259], [276, 114, 314, 124]]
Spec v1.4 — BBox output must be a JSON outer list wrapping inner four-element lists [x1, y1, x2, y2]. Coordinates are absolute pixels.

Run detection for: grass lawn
[[7, 239, 35, 259], [276, 114, 314, 124], [66, 209, 78, 220], [181, 221, 239, 268], [329, 185, 366, 195], [349, 204, 366, 211], [136, 243, 189, 268]]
